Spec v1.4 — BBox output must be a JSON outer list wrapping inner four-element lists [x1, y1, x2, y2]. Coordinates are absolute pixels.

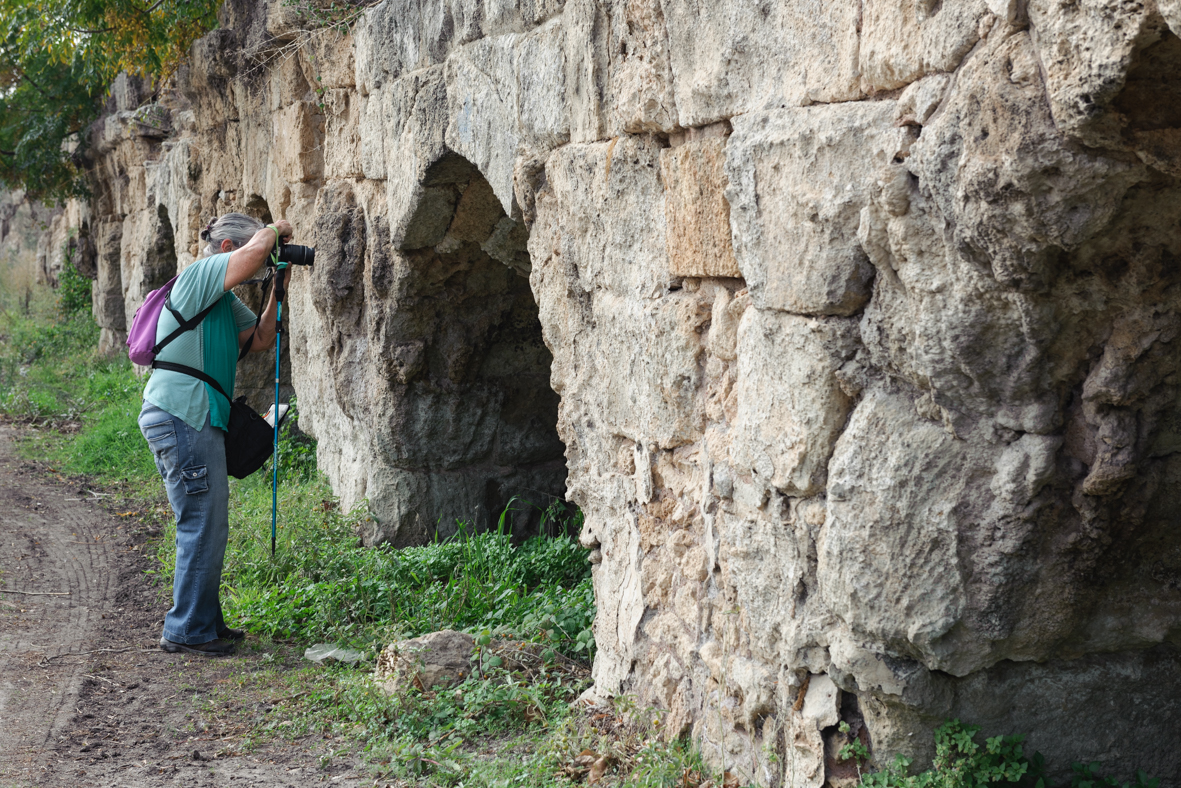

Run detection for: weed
[[56, 241, 92, 317], [859, 720, 1159, 788]]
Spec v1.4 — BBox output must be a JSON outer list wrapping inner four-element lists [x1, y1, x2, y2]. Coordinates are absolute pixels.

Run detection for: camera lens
[[277, 243, 315, 266]]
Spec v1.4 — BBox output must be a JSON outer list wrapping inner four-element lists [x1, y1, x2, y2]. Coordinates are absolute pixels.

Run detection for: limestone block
[[731, 309, 858, 496], [181, 29, 240, 130], [939, 648, 1181, 785], [119, 206, 177, 332], [514, 20, 571, 152], [107, 72, 147, 113], [726, 102, 909, 316], [660, 137, 739, 279], [147, 139, 202, 268], [93, 220, 125, 334], [819, 389, 971, 665], [718, 506, 826, 667], [382, 66, 450, 242], [533, 136, 673, 299], [323, 89, 363, 179], [563, 0, 610, 143], [801, 673, 840, 728], [443, 21, 571, 211], [589, 509, 645, 694], [897, 73, 952, 125], [265, 0, 304, 41], [450, 0, 486, 43], [375, 630, 475, 692], [609, 0, 677, 134], [354, 0, 455, 94], [273, 101, 325, 183], [359, 92, 388, 179], [302, 29, 356, 89], [908, 31, 1144, 292], [661, 0, 861, 128], [1026, 0, 1160, 147], [585, 291, 706, 447], [859, 0, 988, 92], [444, 35, 523, 213], [484, 0, 567, 34], [269, 50, 313, 111]]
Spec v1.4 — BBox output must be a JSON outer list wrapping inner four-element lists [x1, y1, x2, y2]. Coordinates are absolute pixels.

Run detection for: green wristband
[[266, 225, 281, 263]]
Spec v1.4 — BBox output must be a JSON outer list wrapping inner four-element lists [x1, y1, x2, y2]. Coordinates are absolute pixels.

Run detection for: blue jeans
[[138, 401, 229, 644]]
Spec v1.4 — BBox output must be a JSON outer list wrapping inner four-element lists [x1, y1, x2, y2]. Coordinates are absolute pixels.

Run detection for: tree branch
[[0, 46, 47, 98]]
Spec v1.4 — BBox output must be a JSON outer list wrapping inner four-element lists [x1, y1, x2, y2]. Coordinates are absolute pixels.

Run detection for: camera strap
[[236, 266, 275, 362], [151, 361, 232, 404]]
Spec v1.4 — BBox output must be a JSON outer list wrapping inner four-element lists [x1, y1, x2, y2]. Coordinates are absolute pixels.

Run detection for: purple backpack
[[126, 276, 220, 366]]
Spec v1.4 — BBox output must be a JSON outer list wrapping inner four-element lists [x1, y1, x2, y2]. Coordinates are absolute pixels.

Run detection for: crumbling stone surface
[[38, 0, 1181, 783]]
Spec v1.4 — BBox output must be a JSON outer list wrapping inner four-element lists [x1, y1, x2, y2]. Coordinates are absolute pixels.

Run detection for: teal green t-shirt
[[143, 253, 257, 431]]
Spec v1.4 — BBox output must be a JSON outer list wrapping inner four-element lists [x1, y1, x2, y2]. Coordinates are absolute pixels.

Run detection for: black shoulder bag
[[150, 284, 276, 480]]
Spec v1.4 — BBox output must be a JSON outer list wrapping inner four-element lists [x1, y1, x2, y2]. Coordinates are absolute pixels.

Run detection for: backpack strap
[[151, 361, 233, 405], [152, 296, 221, 356]]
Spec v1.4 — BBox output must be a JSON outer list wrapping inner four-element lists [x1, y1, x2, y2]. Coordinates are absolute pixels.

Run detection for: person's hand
[[270, 220, 293, 245]]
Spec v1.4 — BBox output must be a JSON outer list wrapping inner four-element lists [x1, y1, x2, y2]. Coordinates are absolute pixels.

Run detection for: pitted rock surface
[[24, 0, 1181, 783]]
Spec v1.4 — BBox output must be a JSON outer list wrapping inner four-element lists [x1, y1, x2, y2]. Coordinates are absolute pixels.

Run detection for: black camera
[[276, 242, 315, 266]]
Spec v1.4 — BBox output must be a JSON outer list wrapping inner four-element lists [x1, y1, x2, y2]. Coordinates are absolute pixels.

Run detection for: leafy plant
[[57, 242, 93, 317], [0, 0, 220, 198], [1069, 762, 1159, 788], [840, 720, 871, 767], [858, 721, 1159, 788]]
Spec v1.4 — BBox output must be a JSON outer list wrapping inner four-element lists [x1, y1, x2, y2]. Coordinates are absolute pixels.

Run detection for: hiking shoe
[[159, 637, 237, 656], [218, 626, 246, 641]]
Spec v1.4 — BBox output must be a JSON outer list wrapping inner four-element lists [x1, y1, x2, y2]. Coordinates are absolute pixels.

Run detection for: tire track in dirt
[[0, 426, 369, 786], [0, 425, 118, 782]]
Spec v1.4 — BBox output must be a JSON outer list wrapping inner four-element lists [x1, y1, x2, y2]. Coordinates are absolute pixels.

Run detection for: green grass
[[0, 281, 597, 661]]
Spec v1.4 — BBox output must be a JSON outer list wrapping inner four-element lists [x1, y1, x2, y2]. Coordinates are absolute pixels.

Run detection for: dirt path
[[0, 426, 369, 787]]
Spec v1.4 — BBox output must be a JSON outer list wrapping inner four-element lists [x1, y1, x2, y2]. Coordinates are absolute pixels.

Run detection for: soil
[[0, 425, 370, 787]]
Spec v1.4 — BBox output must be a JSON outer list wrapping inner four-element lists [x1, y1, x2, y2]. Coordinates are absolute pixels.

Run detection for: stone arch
[[363, 150, 566, 543]]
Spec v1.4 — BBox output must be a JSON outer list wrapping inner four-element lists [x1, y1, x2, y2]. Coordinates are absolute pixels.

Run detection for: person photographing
[[137, 213, 294, 656]]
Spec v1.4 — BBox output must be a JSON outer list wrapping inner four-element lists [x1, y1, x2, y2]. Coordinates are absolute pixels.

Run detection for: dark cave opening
[[397, 152, 569, 538]]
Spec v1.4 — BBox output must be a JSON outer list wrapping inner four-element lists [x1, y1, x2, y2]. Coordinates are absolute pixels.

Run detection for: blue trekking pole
[[265, 235, 312, 557], [271, 260, 287, 558]]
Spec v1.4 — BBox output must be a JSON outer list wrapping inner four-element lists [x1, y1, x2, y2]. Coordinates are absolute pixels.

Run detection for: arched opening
[[393, 152, 567, 538]]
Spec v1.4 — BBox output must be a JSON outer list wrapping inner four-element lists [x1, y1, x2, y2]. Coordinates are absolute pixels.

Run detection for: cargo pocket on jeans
[[181, 465, 209, 495]]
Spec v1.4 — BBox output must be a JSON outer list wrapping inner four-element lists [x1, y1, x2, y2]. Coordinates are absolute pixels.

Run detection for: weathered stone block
[[858, 0, 988, 92], [726, 102, 909, 316], [662, 0, 861, 127], [354, 0, 455, 94], [323, 89, 362, 179], [660, 137, 739, 279], [731, 309, 858, 496], [819, 389, 971, 664], [273, 101, 325, 183], [609, 0, 676, 134], [533, 136, 673, 299]]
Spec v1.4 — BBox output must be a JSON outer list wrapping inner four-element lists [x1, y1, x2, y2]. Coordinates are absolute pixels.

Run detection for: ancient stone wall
[[0, 191, 57, 293], [58, 0, 1181, 783]]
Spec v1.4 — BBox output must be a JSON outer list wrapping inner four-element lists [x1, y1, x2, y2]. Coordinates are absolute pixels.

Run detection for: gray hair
[[199, 212, 265, 257]]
